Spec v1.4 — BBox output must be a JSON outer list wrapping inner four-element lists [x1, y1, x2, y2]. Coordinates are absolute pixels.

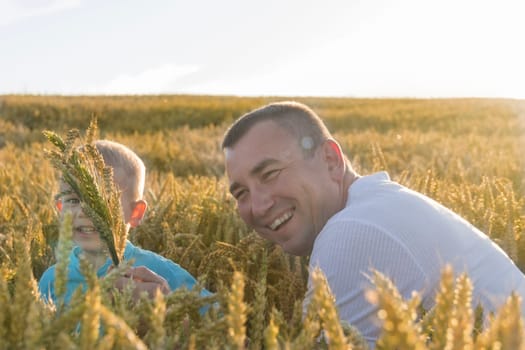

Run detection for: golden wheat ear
[[43, 117, 126, 266]]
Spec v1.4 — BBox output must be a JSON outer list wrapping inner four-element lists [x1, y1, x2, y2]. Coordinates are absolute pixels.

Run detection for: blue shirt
[[38, 240, 211, 305]]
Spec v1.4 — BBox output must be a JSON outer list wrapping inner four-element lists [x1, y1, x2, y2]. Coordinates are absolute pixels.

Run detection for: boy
[[39, 140, 211, 305]]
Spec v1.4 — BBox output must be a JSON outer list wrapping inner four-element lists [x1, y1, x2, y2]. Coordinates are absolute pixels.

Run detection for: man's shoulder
[[325, 200, 385, 230], [318, 217, 393, 242], [314, 217, 411, 261]]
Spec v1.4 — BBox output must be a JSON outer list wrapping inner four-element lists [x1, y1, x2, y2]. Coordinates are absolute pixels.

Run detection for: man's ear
[[321, 139, 345, 181], [129, 200, 147, 227]]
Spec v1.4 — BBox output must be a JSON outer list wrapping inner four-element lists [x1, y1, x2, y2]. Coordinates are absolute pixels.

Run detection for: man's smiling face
[[225, 119, 342, 256]]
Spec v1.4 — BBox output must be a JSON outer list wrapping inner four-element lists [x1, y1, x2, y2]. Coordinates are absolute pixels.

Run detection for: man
[[222, 101, 525, 346]]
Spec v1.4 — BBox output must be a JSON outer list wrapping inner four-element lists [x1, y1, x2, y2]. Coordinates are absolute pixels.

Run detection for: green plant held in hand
[[43, 118, 126, 266]]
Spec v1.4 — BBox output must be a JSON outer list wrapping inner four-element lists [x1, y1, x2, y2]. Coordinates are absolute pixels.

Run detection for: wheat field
[[1, 95, 525, 349]]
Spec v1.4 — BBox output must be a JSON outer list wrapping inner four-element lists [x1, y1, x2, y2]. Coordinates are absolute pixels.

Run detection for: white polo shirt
[[307, 172, 525, 347]]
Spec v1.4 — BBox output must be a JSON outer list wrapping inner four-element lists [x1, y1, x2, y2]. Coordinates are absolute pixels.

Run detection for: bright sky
[[1, 0, 524, 98]]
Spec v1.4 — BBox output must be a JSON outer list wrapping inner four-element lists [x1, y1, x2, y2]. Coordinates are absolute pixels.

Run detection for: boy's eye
[[54, 192, 81, 209], [55, 195, 80, 212], [65, 198, 80, 205]]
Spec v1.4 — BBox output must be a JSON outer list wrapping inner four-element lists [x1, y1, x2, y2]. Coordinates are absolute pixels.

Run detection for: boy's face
[[56, 180, 105, 252], [55, 168, 141, 253]]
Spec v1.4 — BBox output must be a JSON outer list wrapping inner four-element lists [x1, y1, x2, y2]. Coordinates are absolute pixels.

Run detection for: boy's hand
[[113, 266, 170, 301]]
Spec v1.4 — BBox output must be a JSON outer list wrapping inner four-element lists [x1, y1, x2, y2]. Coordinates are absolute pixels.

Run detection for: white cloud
[[0, 0, 82, 26], [88, 63, 201, 95]]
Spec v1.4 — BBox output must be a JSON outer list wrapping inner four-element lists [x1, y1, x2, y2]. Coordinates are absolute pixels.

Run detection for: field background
[[1, 95, 525, 349]]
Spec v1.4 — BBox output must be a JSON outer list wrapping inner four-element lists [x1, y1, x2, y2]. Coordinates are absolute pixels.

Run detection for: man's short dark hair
[[222, 101, 332, 157]]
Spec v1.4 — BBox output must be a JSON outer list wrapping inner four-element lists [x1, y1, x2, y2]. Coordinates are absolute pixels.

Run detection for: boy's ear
[[129, 200, 147, 227], [56, 200, 63, 212]]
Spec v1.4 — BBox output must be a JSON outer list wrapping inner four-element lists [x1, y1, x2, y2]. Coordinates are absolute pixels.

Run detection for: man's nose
[[251, 188, 274, 217]]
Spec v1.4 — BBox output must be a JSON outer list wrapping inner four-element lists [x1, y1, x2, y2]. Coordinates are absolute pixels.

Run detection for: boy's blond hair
[[94, 140, 145, 203]]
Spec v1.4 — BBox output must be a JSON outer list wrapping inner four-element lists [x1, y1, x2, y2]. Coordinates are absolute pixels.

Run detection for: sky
[[1, 0, 524, 98]]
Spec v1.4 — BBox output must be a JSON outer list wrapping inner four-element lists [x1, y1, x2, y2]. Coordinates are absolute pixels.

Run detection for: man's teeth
[[270, 212, 292, 231]]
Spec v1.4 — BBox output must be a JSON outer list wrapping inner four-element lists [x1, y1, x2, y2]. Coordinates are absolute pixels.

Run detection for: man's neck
[[341, 169, 360, 207]]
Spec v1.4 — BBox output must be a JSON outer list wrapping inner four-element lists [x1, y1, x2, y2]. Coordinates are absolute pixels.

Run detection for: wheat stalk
[[227, 271, 247, 349], [43, 118, 126, 266]]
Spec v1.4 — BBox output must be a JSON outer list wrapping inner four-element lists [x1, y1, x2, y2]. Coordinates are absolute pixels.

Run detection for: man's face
[[56, 180, 105, 252], [225, 120, 342, 256]]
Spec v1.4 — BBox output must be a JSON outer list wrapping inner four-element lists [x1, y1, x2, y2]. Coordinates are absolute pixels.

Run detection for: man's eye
[[262, 169, 281, 181], [233, 189, 247, 200]]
